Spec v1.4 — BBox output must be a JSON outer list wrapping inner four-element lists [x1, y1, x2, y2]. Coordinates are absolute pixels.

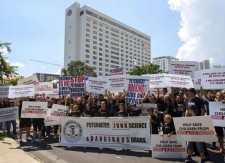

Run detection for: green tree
[[0, 42, 18, 83], [61, 60, 97, 77], [128, 64, 163, 75]]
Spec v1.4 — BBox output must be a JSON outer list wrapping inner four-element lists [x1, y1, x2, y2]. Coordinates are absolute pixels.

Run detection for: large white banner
[[0, 86, 9, 98], [201, 68, 225, 90], [106, 76, 126, 93], [0, 106, 18, 122], [45, 104, 69, 126], [173, 116, 217, 142], [142, 74, 193, 88], [86, 77, 107, 94], [17, 75, 39, 85], [151, 135, 187, 158], [35, 82, 53, 94], [21, 101, 47, 118], [60, 116, 151, 150], [8, 85, 35, 98], [209, 102, 225, 127], [125, 76, 150, 104], [169, 61, 197, 78]]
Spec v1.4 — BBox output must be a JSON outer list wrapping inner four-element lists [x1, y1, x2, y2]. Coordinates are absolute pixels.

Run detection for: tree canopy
[[128, 64, 163, 75], [0, 42, 18, 83], [61, 60, 97, 77]]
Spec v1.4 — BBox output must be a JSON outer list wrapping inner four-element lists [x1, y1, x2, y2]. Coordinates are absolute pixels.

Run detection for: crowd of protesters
[[0, 87, 225, 162]]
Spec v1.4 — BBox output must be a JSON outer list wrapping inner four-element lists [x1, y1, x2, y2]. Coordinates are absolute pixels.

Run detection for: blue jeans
[[187, 141, 205, 153], [6, 120, 16, 134]]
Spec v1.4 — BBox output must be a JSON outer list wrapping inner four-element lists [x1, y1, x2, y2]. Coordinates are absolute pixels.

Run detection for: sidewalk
[[0, 137, 41, 163]]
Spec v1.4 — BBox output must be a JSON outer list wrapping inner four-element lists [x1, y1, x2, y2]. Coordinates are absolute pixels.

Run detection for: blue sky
[[1, 0, 182, 77]]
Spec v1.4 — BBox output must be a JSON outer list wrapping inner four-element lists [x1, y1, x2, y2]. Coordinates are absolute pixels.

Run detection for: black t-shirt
[[112, 99, 125, 113], [157, 96, 166, 111], [98, 109, 109, 117], [128, 108, 142, 116], [68, 112, 80, 117], [165, 103, 175, 117], [150, 115, 158, 134], [116, 111, 128, 117], [187, 97, 205, 116], [162, 121, 175, 134]]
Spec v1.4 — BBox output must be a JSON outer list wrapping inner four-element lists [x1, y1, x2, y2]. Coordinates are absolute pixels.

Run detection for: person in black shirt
[[127, 103, 142, 116], [147, 108, 158, 134], [160, 114, 175, 137], [174, 94, 186, 117], [116, 103, 128, 117], [68, 104, 80, 117], [98, 101, 109, 117], [82, 103, 93, 117]]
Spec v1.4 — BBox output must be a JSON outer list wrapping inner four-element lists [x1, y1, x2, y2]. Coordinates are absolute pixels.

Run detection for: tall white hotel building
[[64, 2, 151, 76]]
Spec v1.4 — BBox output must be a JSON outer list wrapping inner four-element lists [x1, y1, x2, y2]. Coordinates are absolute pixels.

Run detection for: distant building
[[64, 2, 151, 76], [33, 73, 60, 82], [196, 60, 210, 71], [151, 56, 178, 72]]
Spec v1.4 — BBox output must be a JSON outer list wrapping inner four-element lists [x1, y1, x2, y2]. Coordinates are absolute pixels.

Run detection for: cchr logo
[[63, 120, 83, 143]]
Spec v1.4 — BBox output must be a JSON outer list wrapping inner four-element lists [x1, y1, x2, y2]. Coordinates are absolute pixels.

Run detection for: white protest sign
[[142, 74, 166, 88], [86, 77, 107, 94], [0, 106, 18, 122], [8, 85, 35, 98], [125, 76, 150, 104], [17, 75, 39, 85], [209, 102, 225, 127], [35, 82, 53, 94], [60, 116, 151, 150], [201, 68, 225, 90], [151, 135, 187, 158], [106, 75, 126, 93], [45, 89, 59, 98], [21, 101, 47, 118], [193, 71, 201, 90], [0, 85, 9, 98], [45, 104, 69, 126], [173, 116, 217, 142], [169, 61, 197, 78], [165, 74, 194, 88], [149, 88, 171, 97], [136, 103, 157, 116]]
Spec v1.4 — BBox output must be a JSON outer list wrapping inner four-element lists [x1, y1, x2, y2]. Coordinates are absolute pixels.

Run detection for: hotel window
[[86, 23, 90, 27], [86, 33, 90, 37], [86, 28, 90, 32], [86, 49, 90, 53], [86, 39, 90, 42], [85, 55, 90, 58], [86, 44, 90, 48], [93, 46, 97, 50], [93, 31, 97, 35], [93, 56, 97, 59], [85, 60, 89, 63]]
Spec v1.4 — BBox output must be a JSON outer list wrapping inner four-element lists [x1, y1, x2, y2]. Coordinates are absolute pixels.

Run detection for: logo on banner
[[63, 120, 83, 143]]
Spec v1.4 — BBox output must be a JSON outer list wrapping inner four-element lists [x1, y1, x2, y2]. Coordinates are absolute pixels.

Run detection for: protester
[[160, 114, 175, 137], [147, 108, 158, 134]]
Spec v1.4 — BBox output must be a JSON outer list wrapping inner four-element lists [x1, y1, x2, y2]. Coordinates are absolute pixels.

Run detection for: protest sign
[[0, 85, 9, 98], [209, 102, 225, 127], [136, 103, 157, 116], [142, 74, 193, 88], [169, 61, 197, 78], [109, 68, 123, 76], [201, 68, 225, 90], [45, 104, 69, 126], [60, 116, 151, 150], [35, 82, 53, 94], [193, 71, 201, 90], [8, 85, 35, 98], [173, 116, 217, 142], [151, 135, 187, 158], [21, 101, 47, 118], [17, 75, 39, 85], [0, 106, 18, 122], [125, 76, 150, 104], [86, 77, 107, 94], [70, 83, 85, 97], [59, 76, 86, 95], [45, 89, 59, 98], [106, 75, 126, 93]]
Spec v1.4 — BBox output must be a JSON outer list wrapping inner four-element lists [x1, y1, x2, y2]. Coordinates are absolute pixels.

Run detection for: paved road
[[15, 136, 224, 163]]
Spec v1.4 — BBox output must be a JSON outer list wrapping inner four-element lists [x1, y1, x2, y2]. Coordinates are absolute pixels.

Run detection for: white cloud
[[168, 0, 225, 66], [9, 61, 25, 68], [0, 48, 9, 55], [55, 68, 61, 75]]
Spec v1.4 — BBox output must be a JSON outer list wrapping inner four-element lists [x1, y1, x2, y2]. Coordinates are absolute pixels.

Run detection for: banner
[[21, 101, 47, 118], [142, 74, 166, 88], [17, 75, 39, 85], [60, 116, 151, 150], [70, 83, 85, 97], [59, 76, 86, 95], [193, 71, 201, 90], [209, 102, 225, 127], [0, 106, 18, 122], [136, 103, 157, 116], [45, 104, 69, 126], [201, 68, 225, 90], [0, 86, 9, 98], [151, 135, 187, 158], [45, 89, 59, 98], [109, 68, 123, 76], [86, 77, 107, 94], [8, 85, 35, 98], [35, 82, 53, 94], [169, 61, 197, 78], [173, 116, 217, 142], [125, 76, 150, 104], [106, 76, 126, 93]]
